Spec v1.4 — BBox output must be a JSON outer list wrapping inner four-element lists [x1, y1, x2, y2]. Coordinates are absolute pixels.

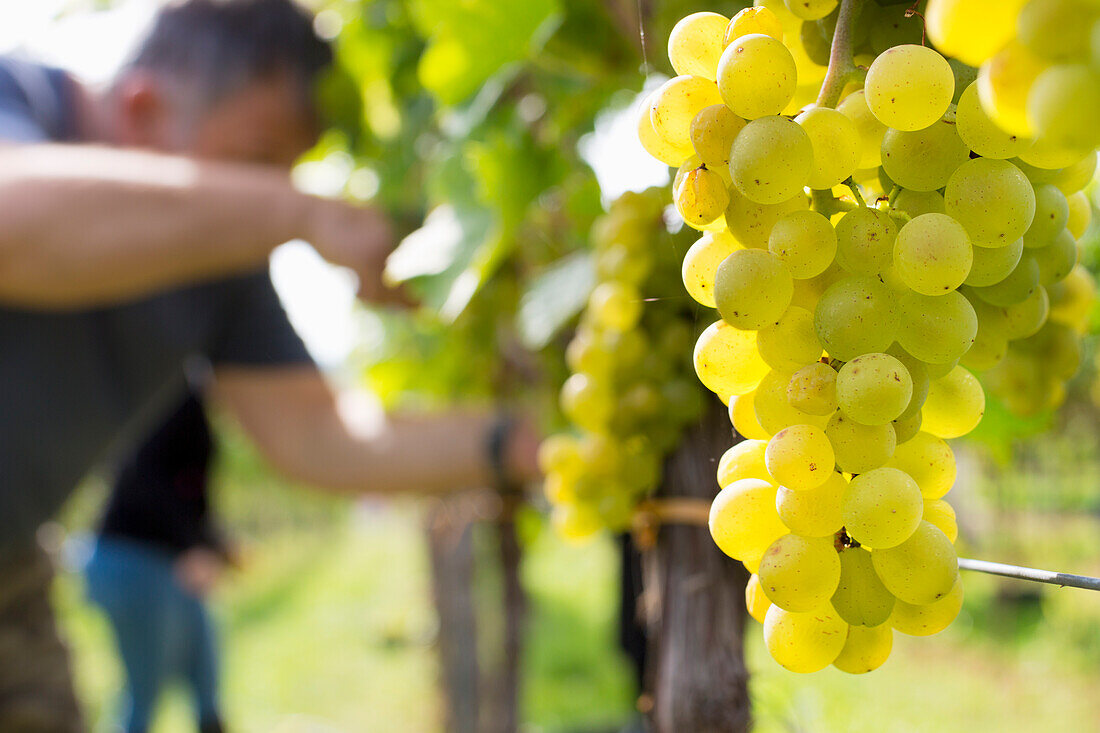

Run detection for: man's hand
[[174, 547, 226, 598]]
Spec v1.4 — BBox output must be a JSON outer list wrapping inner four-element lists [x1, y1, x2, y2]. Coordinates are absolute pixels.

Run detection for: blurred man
[[0, 1, 538, 731]]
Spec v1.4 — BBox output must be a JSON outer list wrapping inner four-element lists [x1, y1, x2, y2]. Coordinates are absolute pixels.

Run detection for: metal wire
[[958, 558, 1100, 592]]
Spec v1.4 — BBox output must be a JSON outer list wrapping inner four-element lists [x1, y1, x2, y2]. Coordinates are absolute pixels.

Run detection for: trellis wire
[[958, 557, 1100, 592]]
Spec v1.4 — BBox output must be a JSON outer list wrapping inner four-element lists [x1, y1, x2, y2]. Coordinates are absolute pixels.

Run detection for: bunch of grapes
[[539, 190, 703, 541], [636, 0, 1097, 674]]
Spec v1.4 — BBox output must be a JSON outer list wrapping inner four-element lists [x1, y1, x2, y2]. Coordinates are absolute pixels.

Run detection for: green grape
[[596, 242, 653, 285], [842, 467, 923, 549], [1014, 321, 1082, 380], [923, 358, 958, 380], [783, 0, 837, 21], [650, 75, 725, 151], [768, 209, 837, 279], [885, 431, 956, 500], [694, 320, 770, 396], [763, 603, 848, 673], [668, 12, 730, 81], [960, 297, 1009, 371], [977, 41, 1045, 137], [1067, 191, 1091, 238], [1017, 0, 1099, 62], [551, 502, 603, 542], [1002, 286, 1049, 340], [730, 391, 770, 440], [892, 189, 946, 219], [538, 434, 584, 478], [716, 33, 797, 120], [880, 114, 971, 192], [746, 574, 773, 624], [787, 362, 838, 416], [776, 471, 846, 537], [890, 576, 964, 636], [836, 353, 913, 426], [833, 624, 893, 674], [588, 281, 642, 331], [965, 237, 1023, 286], [799, 15, 832, 67], [566, 330, 612, 376], [729, 115, 813, 204], [790, 260, 845, 311], [864, 45, 954, 132], [826, 411, 897, 474], [923, 498, 958, 544], [945, 158, 1036, 247], [838, 90, 887, 169], [972, 253, 1039, 306], [757, 306, 823, 372], [1023, 184, 1069, 248], [758, 533, 841, 611], [1048, 266, 1095, 330], [726, 6, 785, 45], [883, 346, 930, 422], [867, 3, 924, 54], [765, 424, 835, 490], [714, 249, 794, 330], [560, 372, 614, 431], [682, 232, 738, 308], [925, 0, 1024, 68], [815, 277, 896, 361], [892, 411, 923, 444], [922, 366, 985, 439], [637, 89, 694, 167], [674, 165, 730, 227], [872, 521, 958, 605], [896, 290, 977, 365], [1034, 229, 1077, 286], [831, 547, 896, 627], [893, 214, 973, 295], [1017, 136, 1095, 170], [726, 189, 809, 247], [795, 107, 861, 189], [955, 82, 1032, 159], [709, 477, 788, 560], [756, 370, 830, 435], [949, 60, 978, 104], [1052, 151, 1096, 194], [717, 439, 772, 486], [834, 207, 898, 277], [691, 104, 746, 168]]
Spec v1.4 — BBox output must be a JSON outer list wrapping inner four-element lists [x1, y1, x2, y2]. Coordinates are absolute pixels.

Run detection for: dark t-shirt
[[0, 57, 313, 548]]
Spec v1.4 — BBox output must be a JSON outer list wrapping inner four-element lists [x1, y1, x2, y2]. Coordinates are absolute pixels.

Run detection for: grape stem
[[815, 0, 866, 109], [842, 177, 866, 207]]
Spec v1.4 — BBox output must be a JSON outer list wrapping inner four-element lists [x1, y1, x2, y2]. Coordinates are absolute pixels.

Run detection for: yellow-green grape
[[725, 6, 784, 45], [1002, 286, 1050, 339], [560, 372, 613, 431], [768, 209, 837, 279], [977, 41, 1046, 138], [893, 214, 973, 295], [1017, 0, 1099, 62], [538, 434, 583, 478], [746, 574, 773, 623], [945, 158, 1036, 247], [965, 237, 1023, 286], [783, 0, 836, 21], [588, 281, 642, 331], [726, 189, 809, 247], [892, 410, 923, 445], [922, 499, 958, 544], [667, 12, 730, 81], [925, 0, 1025, 67], [596, 241, 653, 285], [543, 472, 574, 504], [1052, 151, 1096, 195], [1017, 136, 1095, 170], [776, 471, 846, 537], [694, 320, 769, 396], [637, 90, 694, 167], [1027, 65, 1100, 151], [838, 90, 887, 169], [1025, 184, 1070, 248], [864, 45, 954, 132], [757, 306, 823, 372], [763, 603, 848, 673], [866, 3, 925, 55], [834, 207, 898, 277], [885, 344, 930, 418], [709, 477, 788, 560], [730, 392, 770, 440], [765, 424, 835, 490], [836, 353, 913, 426], [790, 261, 845, 311], [890, 576, 964, 636], [872, 521, 958, 605], [566, 330, 612, 377], [682, 232, 738, 308], [1048, 266, 1095, 331], [716, 33, 797, 120], [717, 439, 773, 486], [758, 533, 841, 611], [922, 366, 985, 439], [552, 502, 603, 542], [961, 299, 1009, 371], [896, 290, 977, 365], [881, 115, 971, 193], [972, 254, 1040, 306], [815, 277, 896, 361], [674, 165, 730, 227], [729, 115, 813, 204], [690, 104, 746, 169], [833, 624, 893, 674], [841, 467, 923, 549], [892, 189, 946, 219], [831, 547, 896, 627], [1034, 229, 1078, 286], [795, 107, 861, 189], [1066, 191, 1091, 239], [955, 82, 1031, 160], [787, 362, 838, 416], [755, 370, 830, 435], [714, 249, 794, 330], [650, 75, 724, 151]]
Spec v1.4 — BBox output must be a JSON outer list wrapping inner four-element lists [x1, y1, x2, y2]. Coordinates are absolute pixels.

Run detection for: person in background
[[85, 387, 230, 733], [0, 1, 539, 731]]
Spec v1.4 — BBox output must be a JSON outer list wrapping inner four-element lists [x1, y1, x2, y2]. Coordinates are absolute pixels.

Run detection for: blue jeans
[[84, 537, 221, 733]]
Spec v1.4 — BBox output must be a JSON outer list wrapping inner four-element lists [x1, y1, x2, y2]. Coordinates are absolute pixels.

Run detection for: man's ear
[[112, 72, 171, 148]]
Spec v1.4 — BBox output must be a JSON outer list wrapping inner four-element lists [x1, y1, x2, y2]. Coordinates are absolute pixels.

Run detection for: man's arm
[[0, 144, 392, 308], [209, 365, 538, 496]]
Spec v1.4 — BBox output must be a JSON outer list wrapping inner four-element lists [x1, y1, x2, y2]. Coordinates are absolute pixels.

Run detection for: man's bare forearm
[[0, 144, 308, 307]]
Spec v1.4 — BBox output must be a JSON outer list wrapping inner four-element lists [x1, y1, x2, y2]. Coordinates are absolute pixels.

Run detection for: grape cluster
[[637, 1, 1096, 674], [539, 190, 702, 541]]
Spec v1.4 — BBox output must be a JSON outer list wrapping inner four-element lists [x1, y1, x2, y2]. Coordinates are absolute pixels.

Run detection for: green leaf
[[516, 251, 595, 350]]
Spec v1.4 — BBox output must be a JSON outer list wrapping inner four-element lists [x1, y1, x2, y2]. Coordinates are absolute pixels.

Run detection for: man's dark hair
[[122, 0, 333, 108]]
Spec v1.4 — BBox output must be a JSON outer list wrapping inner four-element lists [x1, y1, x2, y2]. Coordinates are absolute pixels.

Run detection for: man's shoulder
[[0, 55, 76, 142]]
